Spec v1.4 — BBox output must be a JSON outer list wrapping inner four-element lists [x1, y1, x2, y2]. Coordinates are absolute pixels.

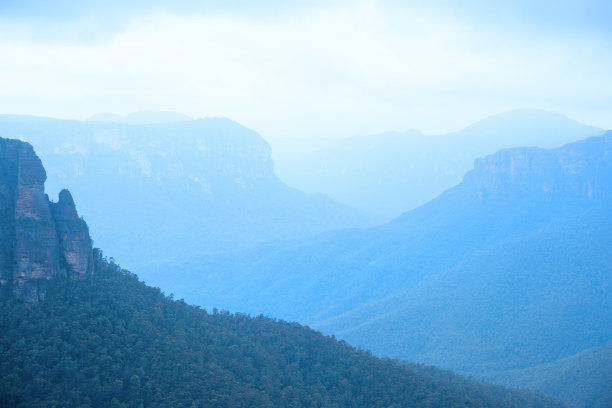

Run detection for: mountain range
[[1, 112, 609, 407], [271, 109, 604, 217], [158, 131, 612, 407], [0, 115, 376, 273], [0, 136, 566, 408]]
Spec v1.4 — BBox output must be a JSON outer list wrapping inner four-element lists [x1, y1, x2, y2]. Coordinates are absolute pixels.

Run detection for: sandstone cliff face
[[0, 138, 93, 302], [463, 132, 612, 201], [51, 189, 94, 281]]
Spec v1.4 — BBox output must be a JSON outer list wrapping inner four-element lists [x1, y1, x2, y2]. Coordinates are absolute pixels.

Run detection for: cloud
[[2, 0, 611, 45], [0, 1, 610, 137], [0, 0, 325, 43]]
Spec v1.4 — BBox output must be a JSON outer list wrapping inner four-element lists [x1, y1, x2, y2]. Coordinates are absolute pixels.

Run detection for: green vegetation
[[160, 134, 612, 408], [489, 344, 612, 408], [0, 250, 564, 408]]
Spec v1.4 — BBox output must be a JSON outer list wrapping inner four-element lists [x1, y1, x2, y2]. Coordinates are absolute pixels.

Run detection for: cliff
[[0, 137, 93, 302], [462, 131, 612, 201]]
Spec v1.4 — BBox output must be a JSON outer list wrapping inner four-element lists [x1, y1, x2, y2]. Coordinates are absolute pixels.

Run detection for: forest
[[0, 250, 565, 408]]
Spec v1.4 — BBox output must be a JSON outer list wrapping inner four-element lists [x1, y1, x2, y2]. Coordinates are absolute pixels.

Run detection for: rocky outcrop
[[51, 189, 94, 281], [0, 138, 93, 302], [462, 132, 612, 201]]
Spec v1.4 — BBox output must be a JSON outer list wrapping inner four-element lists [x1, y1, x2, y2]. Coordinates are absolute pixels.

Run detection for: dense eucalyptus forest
[[0, 250, 566, 408]]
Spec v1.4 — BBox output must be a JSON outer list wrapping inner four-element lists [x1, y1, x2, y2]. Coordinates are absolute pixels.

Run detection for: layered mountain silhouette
[[164, 132, 612, 407], [0, 135, 566, 407], [0, 115, 376, 273], [2, 113, 608, 406], [272, 109, 604, 217]]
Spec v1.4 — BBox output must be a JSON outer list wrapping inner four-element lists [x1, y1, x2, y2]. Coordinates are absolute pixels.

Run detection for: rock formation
[[0, 137, 93, 302], [463, 132, 612, 201]]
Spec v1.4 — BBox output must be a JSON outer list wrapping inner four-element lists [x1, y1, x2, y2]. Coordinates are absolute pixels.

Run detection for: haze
[[1, 0, 611, 141]]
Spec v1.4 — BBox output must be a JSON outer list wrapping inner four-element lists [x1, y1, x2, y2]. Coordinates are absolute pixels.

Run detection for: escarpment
[[0, 137, 93, 302], [462, 132, 612, 201]]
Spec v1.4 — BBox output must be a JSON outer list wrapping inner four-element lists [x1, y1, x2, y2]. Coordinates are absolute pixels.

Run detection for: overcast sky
[[0, 0, 610, 139]]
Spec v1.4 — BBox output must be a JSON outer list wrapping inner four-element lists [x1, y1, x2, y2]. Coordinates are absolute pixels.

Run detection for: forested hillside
[[0, 251, 565, 408], [488, 344, 612, 408], [152, 133, 612, 406]]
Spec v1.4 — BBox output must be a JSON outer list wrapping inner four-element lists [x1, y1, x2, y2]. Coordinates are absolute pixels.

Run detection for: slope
[[0, 252, 566, 408], [316, 201, 612, 374], [487, 344, 612, 408], [0, 115, 376, 275], [161, 132, 612, 406], [272, 109, 604, 217], [165, 133, 612, 324]]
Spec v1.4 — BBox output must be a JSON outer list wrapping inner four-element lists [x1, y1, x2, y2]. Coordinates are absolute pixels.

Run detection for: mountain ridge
[[158, 131, 612, 407], [0, 115, 377, 274], [272, 109, 605, 217]]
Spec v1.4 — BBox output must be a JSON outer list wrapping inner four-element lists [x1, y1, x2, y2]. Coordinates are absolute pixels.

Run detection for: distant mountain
[[272, 110, 604, 217], [0, 133, 565, 408], [0, 115, 376, 275], [87, 110, 193, 124], [163, 132, 612, 407], [488, 344, 612, 408], [0, 253, 566, 408]]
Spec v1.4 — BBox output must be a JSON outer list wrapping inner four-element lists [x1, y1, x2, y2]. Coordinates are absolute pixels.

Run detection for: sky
[[0, 0, 610, 140]]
